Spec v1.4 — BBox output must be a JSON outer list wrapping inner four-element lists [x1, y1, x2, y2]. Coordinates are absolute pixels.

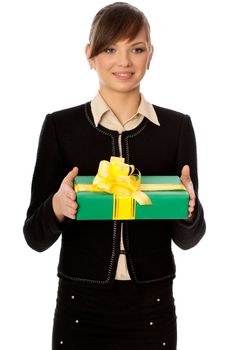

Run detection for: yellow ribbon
[[92, 156, 152, 205]]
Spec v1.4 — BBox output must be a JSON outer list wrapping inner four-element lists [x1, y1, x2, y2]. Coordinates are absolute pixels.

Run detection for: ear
[[85, 44, 95, 69], [147, 45, 154, 70]]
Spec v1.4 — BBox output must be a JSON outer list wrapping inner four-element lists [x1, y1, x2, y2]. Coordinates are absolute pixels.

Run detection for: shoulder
[[39, 102, 93, 141], [153, 104, 190, 124], [152, 105, 196, 145], [47, 102, 90, 122]]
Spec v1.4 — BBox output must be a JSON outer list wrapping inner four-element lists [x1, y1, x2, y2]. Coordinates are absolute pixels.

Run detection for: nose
[[117, 50, 131, 67]]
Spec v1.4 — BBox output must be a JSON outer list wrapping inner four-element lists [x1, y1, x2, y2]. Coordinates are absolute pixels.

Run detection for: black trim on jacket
[[23, 102, 206, 286]]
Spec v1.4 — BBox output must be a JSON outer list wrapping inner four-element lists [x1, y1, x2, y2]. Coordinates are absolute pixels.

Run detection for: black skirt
[[52, 278, 177, 350]]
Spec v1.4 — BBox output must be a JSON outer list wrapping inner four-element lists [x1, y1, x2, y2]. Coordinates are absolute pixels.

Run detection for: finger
[[68, 207, 78, 216], [188, 197, 196, 217], [188, 201, 195, 212], [65, 197, 78, 210], [180, 166, 196, 198], [66, 188, 77, 201], [188, 210, 194, 218], [188, 187, 196, 200], [181, 165, 190, 180], [63, 167, 79, 186], [63, 203, 78, 219], [184, 181, 194, 192], [189, 200, 195, 210], [182, 180, 195, 200], [189, 195, 196, 203], [181, 165, 192, 187], [64, 209, 77, 220], [61, 182, 77, 200], [189, 206, 195, 214]]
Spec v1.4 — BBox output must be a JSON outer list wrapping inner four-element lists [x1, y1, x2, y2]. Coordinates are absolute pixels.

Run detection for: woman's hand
[[52, 167, 79, 222], [180, 165, 196, 219]]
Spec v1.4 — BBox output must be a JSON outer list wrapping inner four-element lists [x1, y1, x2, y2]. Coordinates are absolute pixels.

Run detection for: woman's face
[[87, 27, 153, 95]]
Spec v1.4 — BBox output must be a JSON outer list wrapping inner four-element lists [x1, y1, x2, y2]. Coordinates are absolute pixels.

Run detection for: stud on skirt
[[52, 278, 177, 350]]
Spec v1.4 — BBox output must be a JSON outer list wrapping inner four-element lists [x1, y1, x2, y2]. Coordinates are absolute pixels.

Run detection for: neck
[[99, 88, 141, 125]]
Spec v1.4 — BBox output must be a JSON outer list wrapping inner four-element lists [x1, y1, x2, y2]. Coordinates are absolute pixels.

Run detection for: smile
[[113, 72, 134, 80]]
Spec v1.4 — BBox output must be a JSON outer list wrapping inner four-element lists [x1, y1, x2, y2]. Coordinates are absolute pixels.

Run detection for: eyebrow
[[112, 41, 147, 47], [109, 40, 148, 47], [130, 41, 146, 45]]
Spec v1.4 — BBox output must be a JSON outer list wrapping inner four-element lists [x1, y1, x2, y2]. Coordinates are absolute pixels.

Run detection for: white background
[[1, 0, 231, 349]]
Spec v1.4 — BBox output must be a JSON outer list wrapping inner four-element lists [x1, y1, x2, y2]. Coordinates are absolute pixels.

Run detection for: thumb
[[180, 165, 195, 195], [63, 167, 79, 186], [181, 165, 190, 181]]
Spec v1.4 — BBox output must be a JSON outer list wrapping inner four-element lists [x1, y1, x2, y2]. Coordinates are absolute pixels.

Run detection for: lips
[[113, 72, 134, 80]]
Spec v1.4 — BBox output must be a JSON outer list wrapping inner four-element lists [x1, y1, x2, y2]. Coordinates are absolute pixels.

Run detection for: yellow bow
[[92, 156, 152, 205]]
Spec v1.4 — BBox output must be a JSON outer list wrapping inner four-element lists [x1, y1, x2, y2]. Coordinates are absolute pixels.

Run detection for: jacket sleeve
[[23, 114, 70, 252], [172, 115, 206, 250]]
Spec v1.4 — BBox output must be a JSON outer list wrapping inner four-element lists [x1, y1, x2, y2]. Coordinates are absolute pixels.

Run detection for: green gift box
[[74, 175, 189, 220]]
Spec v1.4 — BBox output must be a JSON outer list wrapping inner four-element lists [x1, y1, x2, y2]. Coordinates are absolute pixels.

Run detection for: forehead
[[111, 27, 149, 45]]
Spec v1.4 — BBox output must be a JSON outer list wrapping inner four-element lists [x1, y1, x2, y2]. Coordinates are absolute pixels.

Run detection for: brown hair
[[88, 2, 151, 58]]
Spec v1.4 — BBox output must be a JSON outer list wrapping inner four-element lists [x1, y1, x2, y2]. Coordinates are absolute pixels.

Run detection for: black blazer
[[23, 102, 206, 286]]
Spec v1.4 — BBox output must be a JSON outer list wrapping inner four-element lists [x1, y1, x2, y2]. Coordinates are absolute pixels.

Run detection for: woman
[[23, 2, 206, 349]]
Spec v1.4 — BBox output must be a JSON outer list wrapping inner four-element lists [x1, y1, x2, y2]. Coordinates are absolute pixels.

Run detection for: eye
[[103, 48, 116, 54], [131, 47, 145, 53]]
